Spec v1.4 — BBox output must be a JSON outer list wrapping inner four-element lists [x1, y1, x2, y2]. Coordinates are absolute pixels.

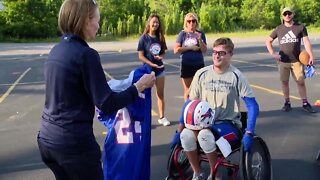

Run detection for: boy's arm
[[241, 96, 259, 152], [242, 96, 259, 134]]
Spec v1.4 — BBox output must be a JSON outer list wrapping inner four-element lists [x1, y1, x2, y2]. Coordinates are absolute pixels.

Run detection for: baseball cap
[[282, 7, 294, 15]]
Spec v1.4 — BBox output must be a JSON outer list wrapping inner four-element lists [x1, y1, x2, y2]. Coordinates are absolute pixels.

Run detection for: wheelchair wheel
[[316, 150, 320, 166], [240, 136, 272, 180], [167, 143, 190, 179]]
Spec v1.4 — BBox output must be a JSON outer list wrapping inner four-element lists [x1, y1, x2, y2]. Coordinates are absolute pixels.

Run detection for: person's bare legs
[[296, 79, 307, 99], [186, 150, 202, 175], [156, 76, 165, 118], [281, 81, 290, 99], [181, 130, 202, 177], [182, 77, 193, 102], [206, 151, 220, 179]]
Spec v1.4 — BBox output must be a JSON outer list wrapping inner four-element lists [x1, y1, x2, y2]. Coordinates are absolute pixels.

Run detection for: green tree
[[1, 0, 62, 38], [240, 0, 279, 29], [126, 14, 135, 36], [100, 0, 146, 36], [295, 0, 320, 26]]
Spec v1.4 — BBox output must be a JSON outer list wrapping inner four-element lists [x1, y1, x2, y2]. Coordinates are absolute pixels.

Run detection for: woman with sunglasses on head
[[37, 0, 155, 179], [137, 14, 170, 126], [174, 13, 207, 102]]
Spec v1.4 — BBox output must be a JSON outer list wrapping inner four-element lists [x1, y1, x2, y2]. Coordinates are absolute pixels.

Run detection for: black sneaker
[[282, 102, 292, 112], [302, 103, 316, 113]]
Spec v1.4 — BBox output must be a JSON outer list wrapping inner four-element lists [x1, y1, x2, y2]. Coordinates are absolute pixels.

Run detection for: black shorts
[[180, 62, 205, 78]]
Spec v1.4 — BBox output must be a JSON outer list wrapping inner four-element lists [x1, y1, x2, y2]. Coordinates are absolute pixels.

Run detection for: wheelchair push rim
[[241, 136, 272, 180], [167, 143, 190, 179]]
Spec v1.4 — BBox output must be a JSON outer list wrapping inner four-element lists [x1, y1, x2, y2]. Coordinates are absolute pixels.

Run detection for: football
[[299, 50, 310, 65]]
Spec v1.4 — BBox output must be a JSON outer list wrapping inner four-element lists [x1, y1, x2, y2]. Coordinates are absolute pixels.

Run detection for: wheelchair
[[166, 112, 272, 180]]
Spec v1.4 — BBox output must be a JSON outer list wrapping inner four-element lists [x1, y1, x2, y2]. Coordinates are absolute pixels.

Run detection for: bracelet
[[133, 83, 140, 93]]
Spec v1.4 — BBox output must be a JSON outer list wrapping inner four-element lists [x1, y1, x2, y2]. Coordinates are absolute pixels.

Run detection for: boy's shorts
[[278, 61, 304, 81], [210, 121, 241, 150]]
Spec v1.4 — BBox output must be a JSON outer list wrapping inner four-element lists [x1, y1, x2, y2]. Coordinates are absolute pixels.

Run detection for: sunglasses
[[283, 12, 292, 16], [212, 50, 228, 56], [92, 0, 97, 5], [187, 19, 196, 23]]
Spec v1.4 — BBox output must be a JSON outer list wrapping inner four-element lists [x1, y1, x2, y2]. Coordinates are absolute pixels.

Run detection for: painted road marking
[[0, 67, 31, 103], [0, 81, 44, 87], [103, 70, 114, 80], [0, 162, 44, 171], [164, 62, 180, 68], [251, 84, 300, 100], [233, 59, 277, 68]]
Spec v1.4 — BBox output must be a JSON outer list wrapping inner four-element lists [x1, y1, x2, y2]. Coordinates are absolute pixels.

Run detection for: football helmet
[[183, 100, 215, 130]]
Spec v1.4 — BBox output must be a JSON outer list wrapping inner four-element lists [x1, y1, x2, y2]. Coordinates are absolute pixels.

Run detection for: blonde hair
[[183, 13, 199, 31], [58, 0, 98, 39]]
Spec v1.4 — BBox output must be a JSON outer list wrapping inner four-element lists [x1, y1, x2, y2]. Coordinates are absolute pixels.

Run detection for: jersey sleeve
[[81, 48, 138, 115]]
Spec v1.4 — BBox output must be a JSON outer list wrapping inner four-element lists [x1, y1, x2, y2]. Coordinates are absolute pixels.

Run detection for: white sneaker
[[207, 175, 221, 180], [157, 117, 170, 126], [192, 173, 204, 180]]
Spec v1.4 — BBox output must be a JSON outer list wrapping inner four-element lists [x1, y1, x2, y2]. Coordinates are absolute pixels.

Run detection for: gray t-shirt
[[188, 65, 254, 126], [270, 23, 308, 63]]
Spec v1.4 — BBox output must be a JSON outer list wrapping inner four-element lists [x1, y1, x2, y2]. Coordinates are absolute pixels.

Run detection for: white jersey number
[[114, 108, 142, 144]]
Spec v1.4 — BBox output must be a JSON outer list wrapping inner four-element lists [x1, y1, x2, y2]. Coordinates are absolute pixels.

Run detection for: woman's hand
[[150, 63, 164, 69], [154, 55, 163, 60], [195, 31, 202, 39], [190, 45, 200, 51], [134, 72, 156, 92]]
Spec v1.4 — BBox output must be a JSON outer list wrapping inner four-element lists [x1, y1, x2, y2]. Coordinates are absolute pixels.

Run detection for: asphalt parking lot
[[0, 35, 320, 179]]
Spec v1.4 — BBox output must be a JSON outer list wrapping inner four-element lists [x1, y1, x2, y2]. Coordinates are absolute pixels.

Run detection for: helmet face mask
[[183, 100, 215, 130]]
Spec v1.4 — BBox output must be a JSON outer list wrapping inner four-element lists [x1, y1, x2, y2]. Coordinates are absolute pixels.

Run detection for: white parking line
[[0, 162, 44, 171], [251, 84, 301, 100], [0, 67, 31, 103], [0, 81, 44, 87], [103, 70, 114, 80], [233, 59, 277, 68], [164, 62, 180, 68]]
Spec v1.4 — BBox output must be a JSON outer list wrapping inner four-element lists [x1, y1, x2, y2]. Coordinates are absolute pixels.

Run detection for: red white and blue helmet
[[183, 100, 215, 130]]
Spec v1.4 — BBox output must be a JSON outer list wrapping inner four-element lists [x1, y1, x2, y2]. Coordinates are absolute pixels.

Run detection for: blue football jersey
[[98, 65, 152, 180]]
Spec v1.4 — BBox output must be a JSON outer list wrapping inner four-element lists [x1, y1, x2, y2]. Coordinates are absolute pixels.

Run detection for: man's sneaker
[[282, 102, 292, 112], [207, 175, 212, 180], [302, 103, 316, 113], [158, 117, 171, 126]]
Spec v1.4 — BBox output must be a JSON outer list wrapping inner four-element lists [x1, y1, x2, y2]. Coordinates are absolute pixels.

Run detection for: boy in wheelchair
[[171, 38, 259, 180]]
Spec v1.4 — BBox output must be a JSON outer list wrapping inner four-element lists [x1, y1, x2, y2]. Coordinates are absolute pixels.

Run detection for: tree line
[[0, 0, 319, 40]]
